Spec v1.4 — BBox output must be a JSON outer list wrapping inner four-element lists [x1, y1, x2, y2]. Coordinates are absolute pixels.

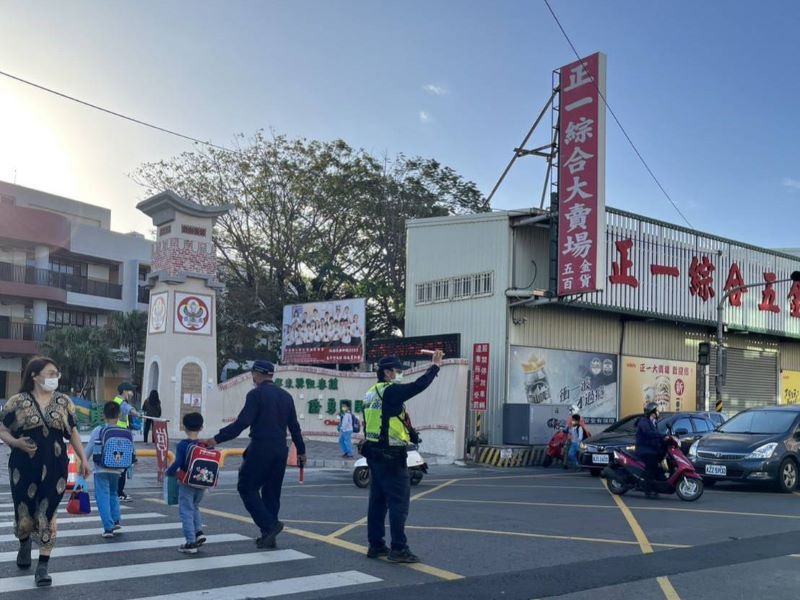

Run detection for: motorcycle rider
[[635, 402, 664, 498]]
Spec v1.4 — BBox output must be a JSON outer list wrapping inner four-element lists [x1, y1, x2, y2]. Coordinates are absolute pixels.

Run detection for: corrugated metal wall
[[780, 341, 800, 371], [621, 321, 707, 362], [509, 304, 622, 354], [511, 225, 550, 290]]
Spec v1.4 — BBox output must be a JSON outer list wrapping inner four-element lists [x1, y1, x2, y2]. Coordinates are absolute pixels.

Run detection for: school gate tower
[[137, 191, 232, 436]]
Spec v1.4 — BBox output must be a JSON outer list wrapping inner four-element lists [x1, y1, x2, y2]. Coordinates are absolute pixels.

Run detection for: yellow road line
[[602, 480, 680, 600], [411, 478, 457, 501], [191, 504, 463, 581], [449, 483, 603, 490], [632, 505, 800, 520]]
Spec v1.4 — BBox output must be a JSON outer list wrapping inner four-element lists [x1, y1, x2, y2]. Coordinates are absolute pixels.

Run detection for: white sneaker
[[101, 531, 114, 539], [178, 543, 198, 554]]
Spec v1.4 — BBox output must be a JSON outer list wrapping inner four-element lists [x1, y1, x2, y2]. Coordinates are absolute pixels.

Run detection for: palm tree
[[106, 311, 148, 394], [41, 326, 117, 399]]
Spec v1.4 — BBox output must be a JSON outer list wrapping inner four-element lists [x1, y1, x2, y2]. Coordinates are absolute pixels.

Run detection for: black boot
[[16, 538, 31, 569], [35, 559, 52, 587]]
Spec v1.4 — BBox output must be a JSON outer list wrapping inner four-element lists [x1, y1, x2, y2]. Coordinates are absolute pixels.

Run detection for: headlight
[[579, 442, 587, 451], [689, 440, 699, 458], [747, 443, 778, 459], [625, 445, 636, 452]]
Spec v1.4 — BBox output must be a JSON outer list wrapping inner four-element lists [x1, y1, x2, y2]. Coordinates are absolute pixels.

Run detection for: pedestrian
[[0, 356, 92, 587], [85, 401, 131, 538], [635, 402, 665, 498], [565, 414, 590, 470], [362, 351, 444, 564], [113, 382, 141, 503], [142, 390, 162, 444], [338, 401, 354, 458], [204, 360, 306, 549], [166, 412, 208, 554]]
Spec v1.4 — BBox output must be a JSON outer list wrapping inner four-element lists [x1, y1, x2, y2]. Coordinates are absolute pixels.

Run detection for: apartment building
[[0, 181, 152, 399]]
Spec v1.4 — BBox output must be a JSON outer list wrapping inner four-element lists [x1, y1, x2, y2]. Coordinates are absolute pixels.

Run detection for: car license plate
[[592, 454, 609, 465], [705, 464, 726, 476]]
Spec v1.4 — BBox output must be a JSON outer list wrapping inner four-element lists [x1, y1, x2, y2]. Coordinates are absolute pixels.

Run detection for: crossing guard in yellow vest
[[362, 350, 444, 564], [113, 382, 140, 502]]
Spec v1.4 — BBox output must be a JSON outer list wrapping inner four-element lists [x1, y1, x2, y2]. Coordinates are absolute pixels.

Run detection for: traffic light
[[698, 342, 711, 366]]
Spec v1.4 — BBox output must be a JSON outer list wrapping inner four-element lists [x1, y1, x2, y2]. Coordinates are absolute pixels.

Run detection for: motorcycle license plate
[[705, 464, 726, 476], [591, 454, 609, 464]]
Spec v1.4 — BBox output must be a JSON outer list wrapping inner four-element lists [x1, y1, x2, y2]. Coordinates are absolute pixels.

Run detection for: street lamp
[[715, 270, 800, 411]]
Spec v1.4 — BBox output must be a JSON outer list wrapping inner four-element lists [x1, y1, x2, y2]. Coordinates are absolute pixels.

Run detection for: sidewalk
[[0, 438, 452, 490]]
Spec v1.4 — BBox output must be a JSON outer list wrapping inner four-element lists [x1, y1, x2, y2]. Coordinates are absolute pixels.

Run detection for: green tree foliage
[[41, 326, 117, 399], [136, 133, 488, 365], [106, 311, 148, 391]]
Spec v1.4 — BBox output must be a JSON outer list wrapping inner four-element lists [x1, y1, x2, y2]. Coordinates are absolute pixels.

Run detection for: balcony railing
[[0, 261, 122, 300], [0, 322, 49, 342]]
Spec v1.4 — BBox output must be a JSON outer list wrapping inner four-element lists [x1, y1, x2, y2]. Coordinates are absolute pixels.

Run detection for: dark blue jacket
[[166, 439, 197, 477], [214, 381, 306, 455], [379, 366, 440, 418], [635, 416, 663, 456]]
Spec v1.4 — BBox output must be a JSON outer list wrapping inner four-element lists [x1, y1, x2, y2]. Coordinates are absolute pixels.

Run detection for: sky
[[0, 1, 798, 248]]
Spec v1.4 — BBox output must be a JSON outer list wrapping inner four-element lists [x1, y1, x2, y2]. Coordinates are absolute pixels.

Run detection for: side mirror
[[675, 428, 689, 436]]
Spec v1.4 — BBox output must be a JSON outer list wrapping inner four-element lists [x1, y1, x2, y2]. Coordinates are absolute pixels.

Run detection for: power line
[[543, 0, 694, 229], [0, 68, 234, 153]]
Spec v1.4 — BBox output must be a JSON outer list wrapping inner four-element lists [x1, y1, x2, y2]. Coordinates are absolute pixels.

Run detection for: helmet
[[644, 402, 659, 416]]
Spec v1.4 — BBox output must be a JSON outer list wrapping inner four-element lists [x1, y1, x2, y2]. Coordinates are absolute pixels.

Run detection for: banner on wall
[[508, 346, 618, 425], [152, 419, 169, 484], [620, 356, 697, 417], [780, 370, 800, 405], [174, 292, 212, 335], [281, 298, 366, 365]]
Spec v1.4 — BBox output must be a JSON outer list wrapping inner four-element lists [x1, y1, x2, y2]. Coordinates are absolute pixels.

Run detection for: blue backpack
[[93, 426, 135, 469]]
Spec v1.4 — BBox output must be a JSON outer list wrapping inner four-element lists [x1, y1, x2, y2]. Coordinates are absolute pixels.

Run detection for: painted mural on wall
[[148, 292, 168, 334], [174, 292, 212, 335], [509, 345, 618, 425]]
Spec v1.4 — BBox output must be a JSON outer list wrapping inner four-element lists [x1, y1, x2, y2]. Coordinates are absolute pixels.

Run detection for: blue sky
[[1, 1, 798, 247]]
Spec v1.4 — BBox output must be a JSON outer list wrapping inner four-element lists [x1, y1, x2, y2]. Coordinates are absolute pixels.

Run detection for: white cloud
[[783, 177, 800, 191], [423, 83, 447, 96], [418, 111, 432, 123]]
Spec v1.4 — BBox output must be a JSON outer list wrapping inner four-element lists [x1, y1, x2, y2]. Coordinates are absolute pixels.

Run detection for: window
[[719, 410, 798, 435], [691, 418, 712, 433], [670, 417, 692, 435], [433, 279, 450, 302], [47, 309, 99, 328], [415, 271, 494, 305]]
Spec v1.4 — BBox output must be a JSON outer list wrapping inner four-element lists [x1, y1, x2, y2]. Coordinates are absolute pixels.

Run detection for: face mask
[[394, 372, 404, 383], [40, 377, 59, 392]]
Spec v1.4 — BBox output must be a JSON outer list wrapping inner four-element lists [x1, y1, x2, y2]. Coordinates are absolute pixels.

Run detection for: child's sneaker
[[112, 522, 122, 531], [101, 531, 114, 539], [195, 531, 207, 546], [178, 542, 198, 554]]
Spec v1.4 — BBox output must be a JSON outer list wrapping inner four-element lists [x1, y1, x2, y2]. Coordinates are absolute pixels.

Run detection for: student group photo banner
[[282, 298, 366, 365]]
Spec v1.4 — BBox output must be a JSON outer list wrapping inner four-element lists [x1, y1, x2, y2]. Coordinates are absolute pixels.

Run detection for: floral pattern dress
[[0, 392, 77, 550]]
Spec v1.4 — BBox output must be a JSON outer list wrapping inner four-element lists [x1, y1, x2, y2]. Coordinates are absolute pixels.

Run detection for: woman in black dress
[[142, 390, 162, 443], [0, 356, 91, 586]]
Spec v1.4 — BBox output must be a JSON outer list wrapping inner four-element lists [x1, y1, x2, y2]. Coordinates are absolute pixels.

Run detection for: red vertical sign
[[153, 419, 169, 484], [557, 52, 607, 296], [471, 343, 490, 411]]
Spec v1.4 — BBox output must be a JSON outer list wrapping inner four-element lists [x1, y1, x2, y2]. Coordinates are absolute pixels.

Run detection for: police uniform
[[362, 356, 439, 563], [213, 360, 306, 548]]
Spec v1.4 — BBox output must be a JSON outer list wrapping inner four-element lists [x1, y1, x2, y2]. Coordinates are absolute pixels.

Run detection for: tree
[[135, 133, 488, 364], [106, 311, 148, 392], [41, 326, 117, 399]]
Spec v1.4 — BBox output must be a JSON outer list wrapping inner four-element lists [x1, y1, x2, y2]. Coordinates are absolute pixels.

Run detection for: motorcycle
[[352, 444, 428, 488], [602, 426, 704, 502]]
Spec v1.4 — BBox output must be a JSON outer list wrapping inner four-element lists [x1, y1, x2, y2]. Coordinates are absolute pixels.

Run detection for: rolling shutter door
[[710, 347, 777, 414]]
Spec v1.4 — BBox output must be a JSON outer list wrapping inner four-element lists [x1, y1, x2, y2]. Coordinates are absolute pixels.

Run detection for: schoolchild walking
[[167, 412, 209, 554]]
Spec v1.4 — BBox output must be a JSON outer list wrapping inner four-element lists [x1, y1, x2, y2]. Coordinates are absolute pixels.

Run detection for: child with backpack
[[84, 401, 135, 538], [166, 412, 219, 554]]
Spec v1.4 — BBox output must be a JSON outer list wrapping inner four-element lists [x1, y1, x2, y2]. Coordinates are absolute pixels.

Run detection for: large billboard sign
[[620, 356, 697, 417], [508, 345, 618, 425], [281, 298, 365, 365], [557, 52, 607, 297]]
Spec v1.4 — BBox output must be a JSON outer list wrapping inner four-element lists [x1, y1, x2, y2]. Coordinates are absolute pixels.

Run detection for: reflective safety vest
[[363, 382, 410, 447], [113, 395, 129, 428]]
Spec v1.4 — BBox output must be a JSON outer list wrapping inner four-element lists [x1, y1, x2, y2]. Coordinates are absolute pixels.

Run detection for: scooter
[[352, 444, 428, 488], [602, 426, 704, 502]]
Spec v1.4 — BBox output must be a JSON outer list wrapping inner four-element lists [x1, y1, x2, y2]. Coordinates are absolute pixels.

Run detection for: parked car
[[578, 411, 721, 476], [688, 405, 800, 492]]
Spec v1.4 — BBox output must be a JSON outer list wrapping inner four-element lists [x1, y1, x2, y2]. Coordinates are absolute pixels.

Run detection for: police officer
[[205, 360, 306, 549], [114, 382, 140, 502], [362, 351, 444, 563]]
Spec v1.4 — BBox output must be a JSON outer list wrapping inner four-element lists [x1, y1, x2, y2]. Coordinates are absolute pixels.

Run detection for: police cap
[[251, 360, 275, 374], [377, 356, 406, 370]]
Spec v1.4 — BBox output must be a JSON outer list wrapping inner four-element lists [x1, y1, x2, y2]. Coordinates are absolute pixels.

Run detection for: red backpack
[[178, 443, 221, 489]]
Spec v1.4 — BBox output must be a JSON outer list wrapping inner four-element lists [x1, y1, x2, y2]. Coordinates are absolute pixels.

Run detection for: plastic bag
[[67, 477, 91, 514], [164, 475, 179, 506]]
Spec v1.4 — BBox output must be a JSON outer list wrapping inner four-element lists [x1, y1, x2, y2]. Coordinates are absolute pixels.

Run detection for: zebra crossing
[[0, 487, 382, 598]]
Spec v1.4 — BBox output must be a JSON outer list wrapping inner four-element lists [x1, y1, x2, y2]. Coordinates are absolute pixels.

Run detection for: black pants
[[117, 470, 126, 496], [237, 444, 289, 535], [642, 454, 661, 493], [367, 456, 410, 550], [143, 419, 152, 444]]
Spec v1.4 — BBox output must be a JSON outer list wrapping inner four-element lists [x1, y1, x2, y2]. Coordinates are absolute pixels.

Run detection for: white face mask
[[393, 372, 404, 383], [40, 377, 59, 392]]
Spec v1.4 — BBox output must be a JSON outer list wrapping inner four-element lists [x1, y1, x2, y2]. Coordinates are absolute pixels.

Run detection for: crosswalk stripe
[[0, 550, 312, 592], [0, 506, 131, 517], [0, 533, 250, 563], [130, 570, 382, 600], [0, 522, 183, 543], [0, 512, 164, 528]]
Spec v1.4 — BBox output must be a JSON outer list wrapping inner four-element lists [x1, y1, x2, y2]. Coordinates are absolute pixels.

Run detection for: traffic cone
[[287, 442, 298, 467], [66, 446, 78, 490]]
